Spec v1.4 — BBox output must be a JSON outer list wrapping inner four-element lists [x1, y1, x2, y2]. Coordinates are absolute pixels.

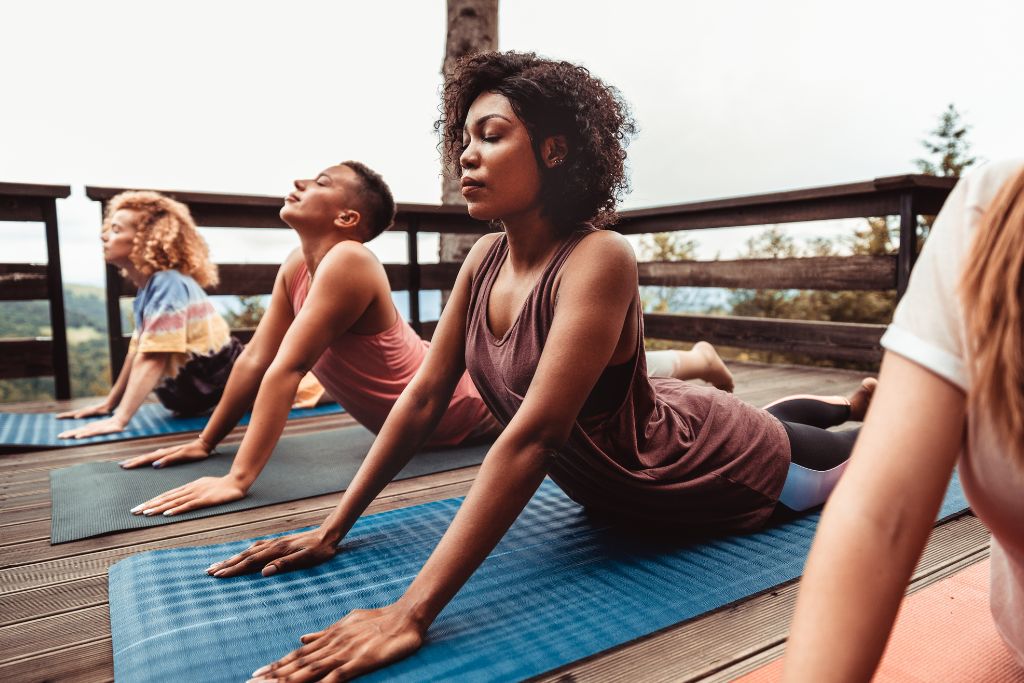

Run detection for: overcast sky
[[3, 0, 1022, 286]]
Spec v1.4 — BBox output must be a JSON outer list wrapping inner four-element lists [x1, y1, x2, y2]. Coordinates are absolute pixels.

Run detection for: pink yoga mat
[[739, 558, 1024, 682]]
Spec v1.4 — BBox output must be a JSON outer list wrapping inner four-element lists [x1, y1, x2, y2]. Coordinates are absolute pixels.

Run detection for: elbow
[[263, 360, 308, 388]]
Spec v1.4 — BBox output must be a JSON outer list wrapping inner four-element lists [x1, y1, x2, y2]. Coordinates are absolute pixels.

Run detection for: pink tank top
[[289, 262, 490, 447]]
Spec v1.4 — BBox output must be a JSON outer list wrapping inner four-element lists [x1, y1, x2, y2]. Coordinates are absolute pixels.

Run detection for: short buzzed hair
[[340, 160, 396, 242]]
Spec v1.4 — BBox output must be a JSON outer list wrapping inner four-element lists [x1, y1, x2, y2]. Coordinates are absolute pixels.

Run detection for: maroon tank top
[[465, 228, 791, 534]]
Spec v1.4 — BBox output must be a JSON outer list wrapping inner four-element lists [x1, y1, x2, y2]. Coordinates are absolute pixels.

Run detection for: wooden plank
[[0, 264, 49, 300], [420, 262, 462, 290], [0, 338, 53, 379], [644, 314, 884, 363], [532, 514, 988, 683], [638, 255, 896, 291], [0, 197, 45, 222], [0, 182, 72, 200], [612, 175, 956, 235]]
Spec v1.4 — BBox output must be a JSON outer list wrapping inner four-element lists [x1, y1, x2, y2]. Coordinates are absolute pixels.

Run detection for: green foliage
[[224, 295, 266, 329], [0, 285, 112, 403], [638, 232, 718, 314], [913, 103, 978, 178], [914, 103, 979, 243]]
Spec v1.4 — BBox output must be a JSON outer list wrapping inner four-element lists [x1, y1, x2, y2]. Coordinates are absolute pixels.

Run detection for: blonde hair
[[961, 167, 1024, 455], [104, 190, 218, 288]]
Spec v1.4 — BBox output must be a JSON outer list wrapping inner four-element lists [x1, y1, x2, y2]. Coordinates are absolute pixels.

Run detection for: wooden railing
[[0, 182, 72, 398], [87, 173, 957, 374], [84, 186, 486, 376], [616, 174, 956, 363]]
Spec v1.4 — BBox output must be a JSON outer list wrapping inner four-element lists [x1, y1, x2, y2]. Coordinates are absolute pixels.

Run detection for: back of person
[[880, 157, 1024, 662], [131, 269, 240, 414], [288, 261, 492, 447]]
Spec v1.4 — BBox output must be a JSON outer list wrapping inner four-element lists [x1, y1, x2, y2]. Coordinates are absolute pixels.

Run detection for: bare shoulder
[[319, 240, 384, 276], [564, 229, 637, 280], [462, 232, 505, 279]]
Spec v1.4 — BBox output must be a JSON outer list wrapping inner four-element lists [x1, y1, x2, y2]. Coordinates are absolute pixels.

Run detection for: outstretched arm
[[247, 231, 640, 682], [209, 235, 504, 577], [132, 244, 384, 516], [121, 254, 301, 469], [57, 351, 168, 439], [782, 352, 965, 682], [57, 347, 136, 420]]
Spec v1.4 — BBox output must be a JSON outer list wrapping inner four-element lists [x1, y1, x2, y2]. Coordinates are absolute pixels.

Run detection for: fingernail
[[214, 569, 227, 577], [118, 461, 128, 467], [262, 565, 278, 577], [162, 510, 174, 517], [152, 462, 162, 469], [130, 504, 143, 513], [143, 509, 155, 516]]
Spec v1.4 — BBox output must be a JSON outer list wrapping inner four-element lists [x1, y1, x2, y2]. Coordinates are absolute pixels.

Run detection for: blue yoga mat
[[0, 402, 344, 450], [108, 474, 969, 682]]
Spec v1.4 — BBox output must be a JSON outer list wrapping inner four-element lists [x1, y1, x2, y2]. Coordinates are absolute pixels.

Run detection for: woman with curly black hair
[[217, 52, 875, 681]]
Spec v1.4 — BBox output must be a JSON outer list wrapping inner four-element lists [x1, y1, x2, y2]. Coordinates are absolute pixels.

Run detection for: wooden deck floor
[[0, 362, 987, 682]]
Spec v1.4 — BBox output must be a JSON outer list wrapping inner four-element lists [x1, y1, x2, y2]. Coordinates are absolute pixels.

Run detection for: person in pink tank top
[[207, 52, 876, 681], [121, 163, 736, 516]]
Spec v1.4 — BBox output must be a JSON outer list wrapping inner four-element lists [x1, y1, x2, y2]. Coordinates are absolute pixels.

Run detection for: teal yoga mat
[[0, 401, 344, 452], [50, 425, 489, 543], [107, 474, 970, 682]]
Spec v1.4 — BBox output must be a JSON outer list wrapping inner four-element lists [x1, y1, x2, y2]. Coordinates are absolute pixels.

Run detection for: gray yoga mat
[[49, 426, 489, 544]]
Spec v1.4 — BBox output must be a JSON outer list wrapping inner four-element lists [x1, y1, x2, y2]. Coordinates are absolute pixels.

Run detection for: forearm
[[225, 363, 306, 489], [199, 351, 270, 449], [317, 381, 458, 545], [106, 351, 136, 406], [782, 495, 932, 681], [111, 353, 167, 424], [394, 439, 551, 630]]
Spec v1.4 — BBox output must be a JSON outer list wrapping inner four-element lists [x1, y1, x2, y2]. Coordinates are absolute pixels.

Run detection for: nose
[[459, 141, 478, 171], [293, 179, 306, 191]]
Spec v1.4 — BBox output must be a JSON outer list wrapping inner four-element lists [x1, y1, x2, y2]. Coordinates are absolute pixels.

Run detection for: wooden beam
[[644, 313, 884, 363], [0, 339, 53, 379], [638, 255, 896, 291], [0, 264, 49, 301], [0, 183, 71, 200], [420, 262, 462, 290]]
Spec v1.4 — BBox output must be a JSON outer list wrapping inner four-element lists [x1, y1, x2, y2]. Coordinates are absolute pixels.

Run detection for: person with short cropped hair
[[210, 52, 875, 681]]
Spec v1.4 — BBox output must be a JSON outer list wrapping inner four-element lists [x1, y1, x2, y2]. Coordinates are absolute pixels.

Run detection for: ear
[[540, 135, 569, 169], [334, 209, 361, 230]]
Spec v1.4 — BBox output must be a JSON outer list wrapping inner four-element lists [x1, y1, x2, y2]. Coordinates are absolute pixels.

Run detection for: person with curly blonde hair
[[57, 191, 242, 438]]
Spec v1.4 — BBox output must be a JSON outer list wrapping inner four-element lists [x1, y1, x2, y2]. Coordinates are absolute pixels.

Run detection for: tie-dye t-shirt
[[128, 269, 232, 378]]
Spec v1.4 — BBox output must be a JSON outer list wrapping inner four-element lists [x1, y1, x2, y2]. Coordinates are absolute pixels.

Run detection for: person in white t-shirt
[[780, 158, 1024, 680]]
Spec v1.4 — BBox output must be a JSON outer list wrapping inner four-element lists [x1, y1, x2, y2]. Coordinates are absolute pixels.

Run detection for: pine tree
[[913, 103, 978, 177]]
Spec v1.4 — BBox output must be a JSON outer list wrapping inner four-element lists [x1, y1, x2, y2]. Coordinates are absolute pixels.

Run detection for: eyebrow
[[465, 113, 513, 131]]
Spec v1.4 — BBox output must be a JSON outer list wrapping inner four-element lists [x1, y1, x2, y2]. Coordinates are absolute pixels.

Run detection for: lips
[[285, 192, 300, 203], [461, 177, 484, 195]]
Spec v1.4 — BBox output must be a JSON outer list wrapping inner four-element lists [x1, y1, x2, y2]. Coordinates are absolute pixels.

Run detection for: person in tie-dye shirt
[[57, 191, 242, 438]]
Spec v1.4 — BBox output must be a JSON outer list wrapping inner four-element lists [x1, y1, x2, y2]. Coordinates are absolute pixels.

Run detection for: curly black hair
[[436, 51, 637, 229], [340, 160, 396, 242]]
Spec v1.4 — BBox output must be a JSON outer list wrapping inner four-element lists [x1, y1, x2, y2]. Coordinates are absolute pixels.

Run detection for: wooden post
[[407, 216, 422, 334], [105, 263, 127, 380], [896, 190, 917, 299], [41, 200, 71, 399]]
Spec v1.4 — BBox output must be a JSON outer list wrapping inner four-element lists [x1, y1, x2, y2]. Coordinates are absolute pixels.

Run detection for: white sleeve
[[879, 175, 973, 392]]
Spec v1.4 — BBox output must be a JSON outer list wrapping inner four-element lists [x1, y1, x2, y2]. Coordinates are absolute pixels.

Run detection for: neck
[[501, 206, 564, 273], [118, 262, 150, 289], [299, 231, 356, 278]]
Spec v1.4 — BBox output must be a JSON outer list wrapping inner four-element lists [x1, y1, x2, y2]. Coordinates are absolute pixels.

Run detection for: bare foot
[[693, 341, 735, 393], [848, 377, 878, 421]]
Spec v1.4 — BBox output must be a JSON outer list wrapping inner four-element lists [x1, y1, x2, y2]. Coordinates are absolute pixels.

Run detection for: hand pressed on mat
[[56, 402, 113, 420], [120, 437, 211, 469], [247, 605, 425, 683], [130, 475, 246, 516], [207, 529, 337, 577], [57, 415, 126, 439]]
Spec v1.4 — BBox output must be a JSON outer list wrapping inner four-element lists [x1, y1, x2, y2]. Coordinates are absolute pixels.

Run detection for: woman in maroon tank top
[[213, 52, 876, 680]]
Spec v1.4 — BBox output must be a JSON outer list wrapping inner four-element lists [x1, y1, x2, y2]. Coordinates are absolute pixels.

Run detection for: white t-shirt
[[880, 158, 1024, 666]]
